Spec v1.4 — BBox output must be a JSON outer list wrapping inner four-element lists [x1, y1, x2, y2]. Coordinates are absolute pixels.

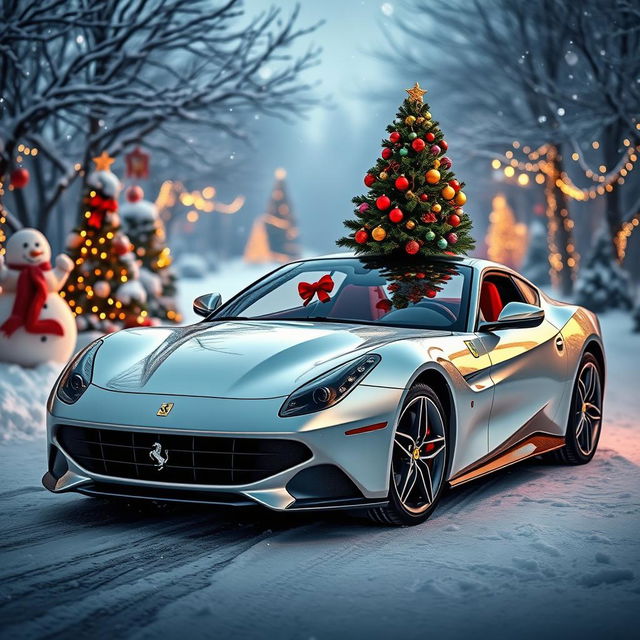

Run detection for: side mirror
[[479, 301, 544, 332], [193, 292, 222, 318]]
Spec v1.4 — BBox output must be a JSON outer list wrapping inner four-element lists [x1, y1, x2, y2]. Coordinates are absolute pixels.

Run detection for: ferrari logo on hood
[[157, 402, 174, 416]]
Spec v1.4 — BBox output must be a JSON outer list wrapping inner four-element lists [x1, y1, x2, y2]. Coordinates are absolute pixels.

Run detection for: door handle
[[555, 335, 564, 352]]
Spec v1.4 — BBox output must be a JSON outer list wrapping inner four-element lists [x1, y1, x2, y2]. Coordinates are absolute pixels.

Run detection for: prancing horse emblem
[[149, 442, 169, 470], [157, 402, 174, 416]]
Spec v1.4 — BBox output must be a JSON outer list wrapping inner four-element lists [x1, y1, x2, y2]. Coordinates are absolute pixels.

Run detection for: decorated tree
[[338, 83, 474, 257], [485, 194, 528, 269], [120, 186, 181, 323], [522, 218, 551, 286], [574, 229, 633, 313], [245, 168, 301, 263], [62, 153, 149, 332]]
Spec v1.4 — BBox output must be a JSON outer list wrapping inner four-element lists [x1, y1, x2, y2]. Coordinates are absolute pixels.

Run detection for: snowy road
[[1, 272, 639, 638]]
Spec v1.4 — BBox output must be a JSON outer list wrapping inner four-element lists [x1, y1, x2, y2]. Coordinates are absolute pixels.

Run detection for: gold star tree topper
[[405, 82, 427, 103], [92, 151, 115, 171]]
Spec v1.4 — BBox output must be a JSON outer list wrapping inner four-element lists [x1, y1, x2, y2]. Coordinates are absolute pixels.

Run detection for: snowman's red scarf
[[0, 262, 64, 337]]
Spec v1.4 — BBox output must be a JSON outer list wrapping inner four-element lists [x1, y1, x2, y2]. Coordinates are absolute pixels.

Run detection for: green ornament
[[425, 230, 436, 241], [437, 237, 448, 249], [399, 147, 408, 156], [409, 132, 417, 140]]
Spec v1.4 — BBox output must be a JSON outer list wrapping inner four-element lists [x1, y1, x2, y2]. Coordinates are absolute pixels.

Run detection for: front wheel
[[368, 384, 449, 526]]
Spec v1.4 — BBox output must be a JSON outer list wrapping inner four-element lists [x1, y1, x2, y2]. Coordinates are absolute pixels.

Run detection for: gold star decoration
[[405, 82, 427, 104], [92, 151, 115, 171]]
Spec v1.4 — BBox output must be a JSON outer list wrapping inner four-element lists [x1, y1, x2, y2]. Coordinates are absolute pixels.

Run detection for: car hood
[[92, 320, 447, 398]]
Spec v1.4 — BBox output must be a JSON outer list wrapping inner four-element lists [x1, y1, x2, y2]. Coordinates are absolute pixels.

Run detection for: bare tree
[[0, 0, 321, 244]]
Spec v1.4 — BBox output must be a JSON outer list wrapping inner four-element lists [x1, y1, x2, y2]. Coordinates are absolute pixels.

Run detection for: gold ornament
[[433, 158, 441, 169], [455, 191, 467, 206], [425, 169, 441, 184], [406, 190, 415, 199], [424, 111, 432, 120], [405, 220, 416, 230], [92, 151, 115, 171], [405, 82, 427, 103], [416, 117, 424, 124], [431, 203, 442, 213], [405, 115, 416, 125], [441, 185, 456, 200], [372, 226, 387, 241], [379, 171, 388, 180]]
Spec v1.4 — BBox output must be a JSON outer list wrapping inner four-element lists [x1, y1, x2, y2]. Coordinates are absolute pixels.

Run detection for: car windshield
[[210, 257, 472, 331]]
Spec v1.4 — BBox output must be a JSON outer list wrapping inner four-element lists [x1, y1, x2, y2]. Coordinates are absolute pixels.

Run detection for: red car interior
[[479, 281, 503, 322]]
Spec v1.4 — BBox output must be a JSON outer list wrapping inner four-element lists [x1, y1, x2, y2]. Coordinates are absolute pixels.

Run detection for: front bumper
[[44, 383, 403, 511]]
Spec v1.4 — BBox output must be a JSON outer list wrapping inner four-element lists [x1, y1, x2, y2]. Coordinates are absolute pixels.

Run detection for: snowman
[[0, 228, 77, 367]]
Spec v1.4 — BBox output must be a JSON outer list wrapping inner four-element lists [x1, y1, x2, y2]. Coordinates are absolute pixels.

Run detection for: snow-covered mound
[[0, 361, 63, 442]]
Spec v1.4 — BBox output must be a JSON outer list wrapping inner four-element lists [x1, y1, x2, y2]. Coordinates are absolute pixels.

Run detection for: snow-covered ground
[[0, 262, 639, 639]]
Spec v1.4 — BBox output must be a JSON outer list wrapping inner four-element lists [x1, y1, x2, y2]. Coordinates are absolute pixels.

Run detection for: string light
[[614, 213, 640, 261]]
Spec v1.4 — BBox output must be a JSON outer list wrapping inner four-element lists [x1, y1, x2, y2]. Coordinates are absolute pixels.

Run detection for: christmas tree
[[338, 83, 474, 257], [485, 194, 528, 268], [574, 229, 633, 313], [522, 218, 551, 286], [244, 168, 301, 263], [120, 186, 181, 323], [62, 152, 149, 332]]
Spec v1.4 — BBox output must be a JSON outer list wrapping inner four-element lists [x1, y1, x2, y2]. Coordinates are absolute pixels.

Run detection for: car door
[[475, 270, 568, 452]]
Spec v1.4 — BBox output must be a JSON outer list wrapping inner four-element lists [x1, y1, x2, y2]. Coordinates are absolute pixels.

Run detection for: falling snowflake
[[76, 35, 84, 45], [557, 107, 565, 116], [381, 3, 394, 16], [565, 50, 578, 66], [538, 115, 547, 124]]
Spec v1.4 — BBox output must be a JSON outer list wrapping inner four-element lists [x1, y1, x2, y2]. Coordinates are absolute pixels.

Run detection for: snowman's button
[[41, 336, 47, 342]]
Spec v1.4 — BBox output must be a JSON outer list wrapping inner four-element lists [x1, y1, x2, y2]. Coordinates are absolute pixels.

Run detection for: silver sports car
[[43, 254, 605, 525]]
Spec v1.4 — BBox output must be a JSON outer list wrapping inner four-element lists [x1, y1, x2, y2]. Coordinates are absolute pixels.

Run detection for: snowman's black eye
[[23, 242, 28, 248], [35, 242, 40, 247]]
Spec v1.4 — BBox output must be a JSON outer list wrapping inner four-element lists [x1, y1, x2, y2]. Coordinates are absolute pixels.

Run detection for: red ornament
[[113, 234, 132, 256], [445, 232, 458, 244], [10, 168, 30, 189], [395, 175, 410, 191], [421, 212, 437, 223], [430, 144, 441, 156], [355, 229, 369, 244], [425, 132, 435, 143], [405, 240, 420, 255], [419, 193, 429, 202], [411, 138, 426, 152], [440, 156, 452, 169], [448, 214, 461, 227], [448, 179, 461, 192], [426, 288, 437, 298], [125, 146, 150, 179], [381, 148, 393, 160], [389, 132, 401, 143], [376, 195, 391, 210], [364, 173, 376, 187], [388, 208, 404, 223], [126, 185, 144, 202], [440, 140, 449, 151]]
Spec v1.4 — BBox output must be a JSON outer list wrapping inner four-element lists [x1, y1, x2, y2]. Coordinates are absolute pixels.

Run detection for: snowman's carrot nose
[[29, 250, 43, 258]]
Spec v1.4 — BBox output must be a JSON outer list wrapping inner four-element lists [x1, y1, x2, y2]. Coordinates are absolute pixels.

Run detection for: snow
[[0, 266, 638, 638]]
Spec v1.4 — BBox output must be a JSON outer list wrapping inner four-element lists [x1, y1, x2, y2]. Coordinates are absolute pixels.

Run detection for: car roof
[[293, 251, 513, 274]]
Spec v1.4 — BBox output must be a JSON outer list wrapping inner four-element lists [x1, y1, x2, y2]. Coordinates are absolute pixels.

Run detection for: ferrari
[[43, 254, 605, 525]]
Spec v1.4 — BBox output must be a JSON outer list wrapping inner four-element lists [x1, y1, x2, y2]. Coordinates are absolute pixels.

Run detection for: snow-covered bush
[[574, 231, 632, 313]]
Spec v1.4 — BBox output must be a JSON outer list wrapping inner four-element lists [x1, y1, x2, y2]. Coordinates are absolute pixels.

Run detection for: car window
[[478, 271, 526, 323], [212, 257, 473, 332], [513, 277, 540, 306]]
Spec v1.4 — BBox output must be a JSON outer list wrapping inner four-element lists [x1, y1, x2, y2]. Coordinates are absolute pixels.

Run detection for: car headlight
[[56, 339, 103, 404], [279, 354, 381, 417]]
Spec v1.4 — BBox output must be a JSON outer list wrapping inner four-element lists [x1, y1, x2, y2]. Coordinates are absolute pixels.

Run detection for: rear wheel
[[554, 353, 603, 465], [368, 384, 448, 526]]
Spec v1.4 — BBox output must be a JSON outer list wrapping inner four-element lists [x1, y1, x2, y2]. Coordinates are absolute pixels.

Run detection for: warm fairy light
[[517, 174, 529, 186], [275, 168, 287, 180], [491, 159, 501, 170], [592, 141, 600, 149], [202, 186, 215, 199], [186, 210, 199, 223], [504, 166, 515, 177]]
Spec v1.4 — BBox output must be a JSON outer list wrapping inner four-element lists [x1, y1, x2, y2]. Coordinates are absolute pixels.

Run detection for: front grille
[[57, 425, 312, 486]]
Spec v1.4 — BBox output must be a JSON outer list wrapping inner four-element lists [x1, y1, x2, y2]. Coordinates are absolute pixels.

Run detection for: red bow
[[0, 262, 64, 337], [298, 274, 334, 306]]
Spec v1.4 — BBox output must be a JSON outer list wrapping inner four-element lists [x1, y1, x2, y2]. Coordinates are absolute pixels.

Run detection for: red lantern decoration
[[10, 168, 30, 189], [125, 147, 150, 179]]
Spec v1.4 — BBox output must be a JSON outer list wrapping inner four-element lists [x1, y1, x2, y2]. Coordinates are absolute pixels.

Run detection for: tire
[[553, 353, 603, 465], [368, 383, 449, 526]]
